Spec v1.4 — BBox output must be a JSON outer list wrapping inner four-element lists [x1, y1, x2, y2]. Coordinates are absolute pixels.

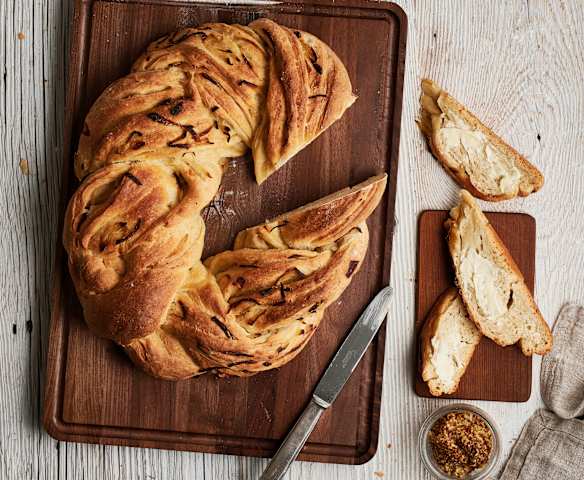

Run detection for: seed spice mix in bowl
[[419, 404, 501, 479]]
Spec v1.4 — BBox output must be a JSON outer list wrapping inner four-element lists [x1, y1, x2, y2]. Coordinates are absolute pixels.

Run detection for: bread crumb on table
[[373, 472, 384, 478], [19, 159, 30, 175], [17, 32, 25, 40]]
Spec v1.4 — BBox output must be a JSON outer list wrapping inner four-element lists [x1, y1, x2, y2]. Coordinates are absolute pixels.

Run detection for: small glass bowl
[[418, 403, 501, 480]]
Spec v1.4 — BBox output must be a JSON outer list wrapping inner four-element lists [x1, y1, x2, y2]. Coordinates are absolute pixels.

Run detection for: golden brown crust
[[249, 19, 356, 183], [64, 20, 379, 380], [65, 173, 385, 379], [445, 190, 552, 356], [235, 174, 386, 250], [75, 20, 356, 183], [127, 175, 384, 379], [419, 79, 544, 202], [64, 159, 221, 344]]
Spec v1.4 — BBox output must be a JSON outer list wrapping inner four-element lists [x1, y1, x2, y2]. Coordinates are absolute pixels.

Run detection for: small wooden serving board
[[43, 0, 407, 465], [415, 210, 535, 402]]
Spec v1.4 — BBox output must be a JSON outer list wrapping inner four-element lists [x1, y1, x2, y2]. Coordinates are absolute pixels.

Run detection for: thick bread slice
[[446, 190, 553, 355], [421, 287, 481, 396], [419, 79, 544, 201]]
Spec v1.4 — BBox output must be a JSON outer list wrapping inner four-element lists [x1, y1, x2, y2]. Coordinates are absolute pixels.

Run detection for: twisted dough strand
[[64, 19, 385, 379]]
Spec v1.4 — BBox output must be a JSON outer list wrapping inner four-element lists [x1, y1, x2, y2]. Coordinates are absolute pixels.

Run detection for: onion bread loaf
[[419, 79, 544, 201], [75, 20, 356, 184], [446, 190, 552, 356], [421, 287, 482, 396], [64, 20, 385, 380]]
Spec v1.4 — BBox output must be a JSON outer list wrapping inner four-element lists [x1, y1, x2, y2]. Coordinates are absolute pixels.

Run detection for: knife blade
[[260, 286, 392, 480]]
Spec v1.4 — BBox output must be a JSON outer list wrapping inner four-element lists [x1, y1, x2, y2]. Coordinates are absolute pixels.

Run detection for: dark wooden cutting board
[[415, 210, 535, 402], [43, 0, 407, 465]]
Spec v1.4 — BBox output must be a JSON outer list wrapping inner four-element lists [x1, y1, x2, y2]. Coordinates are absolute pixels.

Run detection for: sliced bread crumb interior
[[421, 287, 481, 396], [446, 190, 552, 356], [419, 79, 544, 201]]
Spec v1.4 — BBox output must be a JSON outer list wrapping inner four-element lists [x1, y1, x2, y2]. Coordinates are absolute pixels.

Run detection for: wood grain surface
[[42, 0, 407, 466], [415, 211, 535, 402], [2, 1, 584, 479]]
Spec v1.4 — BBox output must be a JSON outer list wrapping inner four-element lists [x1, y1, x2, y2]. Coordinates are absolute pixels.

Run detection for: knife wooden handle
[[259, 397, 326, 480]]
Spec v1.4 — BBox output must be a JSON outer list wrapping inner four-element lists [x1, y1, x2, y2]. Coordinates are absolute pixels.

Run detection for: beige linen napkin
[[500, 304, 584, 480], [540, 304, 584, 419], [499, 409, 584, 480]]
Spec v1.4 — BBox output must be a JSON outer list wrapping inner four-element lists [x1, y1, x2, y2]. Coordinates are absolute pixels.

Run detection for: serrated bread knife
[[260, 286, 393, 480]]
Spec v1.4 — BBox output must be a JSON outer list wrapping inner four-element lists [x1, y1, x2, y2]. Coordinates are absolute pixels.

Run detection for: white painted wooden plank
[[384, 2, 540, 478], [375, 1, 584, 479], [1, 0, 584, 479], [1, 0, 65, 478], [36, 0, 71, 478]]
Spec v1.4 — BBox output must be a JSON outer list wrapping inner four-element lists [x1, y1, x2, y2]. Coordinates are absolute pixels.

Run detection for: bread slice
[[418, 79, 544, 201], [421, 287, 482, 396], [446, 190, 553, 355]]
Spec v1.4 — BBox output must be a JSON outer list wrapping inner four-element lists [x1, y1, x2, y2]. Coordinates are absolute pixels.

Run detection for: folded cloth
[[499, 409, 584, 480], [540, 303, 584, 419], [500, 304, 584, 479]]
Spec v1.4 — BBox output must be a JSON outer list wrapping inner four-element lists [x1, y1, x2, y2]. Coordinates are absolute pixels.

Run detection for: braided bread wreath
[[63, 19, 387, 380]]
